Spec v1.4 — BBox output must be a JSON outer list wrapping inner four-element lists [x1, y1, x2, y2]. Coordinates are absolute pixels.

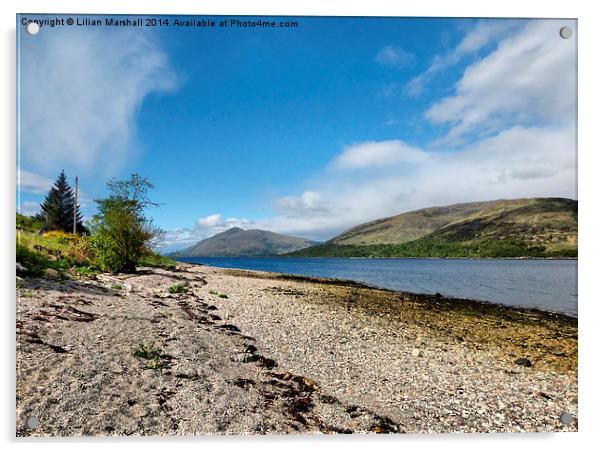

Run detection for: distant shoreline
[[177, 259, 578, 321], [174, 255, 578, 261]]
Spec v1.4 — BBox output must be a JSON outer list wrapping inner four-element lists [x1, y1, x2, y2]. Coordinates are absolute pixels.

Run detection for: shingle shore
[[16, 263, 577, 435]]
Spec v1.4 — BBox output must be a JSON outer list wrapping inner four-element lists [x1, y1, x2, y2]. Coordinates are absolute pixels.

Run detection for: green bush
[[89, 174, 160, 273], [88, 231, 126, 273], [16, 242, 48, 276], [133, 342, 172, 370], [75, 265, 99, 277], [16, 213, 43, 233], [168, 283, 187, 294]]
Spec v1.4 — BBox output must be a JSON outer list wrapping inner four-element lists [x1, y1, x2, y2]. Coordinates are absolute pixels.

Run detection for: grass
[[16, 242, 52, 276], [168, 283, 187, 294], [133, 342, 172, 370], [17, 228, 94, 276], [111, 283, 122, 290], [74, 265, 101, 277], [209, 290, 228, 298], [17, 214, 177, 277], [16, 213, 43, 233], [139, 252, 177, 270]]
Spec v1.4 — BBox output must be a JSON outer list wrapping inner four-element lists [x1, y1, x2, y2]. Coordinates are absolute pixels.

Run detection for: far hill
[[288, 198, 577, 258], [171, 227, 319, 257]]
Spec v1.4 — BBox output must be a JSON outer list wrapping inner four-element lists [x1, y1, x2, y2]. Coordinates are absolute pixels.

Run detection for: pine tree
[[39, 170, 85, 233]]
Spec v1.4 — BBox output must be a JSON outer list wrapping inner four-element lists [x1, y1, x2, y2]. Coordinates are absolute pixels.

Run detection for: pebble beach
[[16, 263, 578, 435]]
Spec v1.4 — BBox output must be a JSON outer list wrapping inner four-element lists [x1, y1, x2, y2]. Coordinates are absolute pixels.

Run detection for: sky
[[17, 15, 577, 251]]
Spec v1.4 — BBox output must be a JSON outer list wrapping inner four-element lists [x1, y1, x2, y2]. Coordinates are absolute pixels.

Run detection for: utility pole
[[73, 176, 78, 234]]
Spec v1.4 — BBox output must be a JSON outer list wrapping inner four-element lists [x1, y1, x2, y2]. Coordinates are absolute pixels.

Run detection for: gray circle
[[25, 22, 40, 35], [25, 415, 40, 429], [559, 27, 573, 39], [560, 412, 573, 425]]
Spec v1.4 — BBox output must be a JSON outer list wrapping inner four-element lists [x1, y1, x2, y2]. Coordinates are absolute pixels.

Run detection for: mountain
[[171, 227, 319, 257], [288, 198, 577, 258]]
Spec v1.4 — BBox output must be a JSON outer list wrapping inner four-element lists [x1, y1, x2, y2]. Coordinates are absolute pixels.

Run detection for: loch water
[[177, 257, 578, 317]]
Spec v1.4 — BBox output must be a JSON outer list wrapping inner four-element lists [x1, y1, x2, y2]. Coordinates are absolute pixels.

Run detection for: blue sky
[[17, 15, 577, 250]]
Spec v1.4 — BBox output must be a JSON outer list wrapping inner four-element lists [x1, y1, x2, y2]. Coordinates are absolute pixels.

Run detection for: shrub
[[89, 174, 161, 273], [42, 230, 79, 245], [16, 242, 48, 276], [168, 283, 187, 294], [133, 342, 172, 370], [72, 235, 94, 265], [75, 266, 98, 277], [16, 213, 43, 233]]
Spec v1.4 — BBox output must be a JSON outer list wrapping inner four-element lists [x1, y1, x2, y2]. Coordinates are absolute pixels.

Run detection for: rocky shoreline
[[16, 263, 577, 436]]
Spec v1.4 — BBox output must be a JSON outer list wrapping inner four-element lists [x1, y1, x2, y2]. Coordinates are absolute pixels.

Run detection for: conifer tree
[[39, 170, 85, 233]]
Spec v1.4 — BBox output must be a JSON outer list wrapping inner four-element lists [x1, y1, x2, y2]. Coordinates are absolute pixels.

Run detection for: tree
[[39, 170, 85, 233], [90, 174, 161, 273]]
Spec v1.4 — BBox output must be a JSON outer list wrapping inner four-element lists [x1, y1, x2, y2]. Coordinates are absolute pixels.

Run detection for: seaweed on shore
[[220, 266, 578, 374]]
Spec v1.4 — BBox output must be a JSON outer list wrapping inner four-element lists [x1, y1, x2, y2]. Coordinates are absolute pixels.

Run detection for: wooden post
[[73, 176, 78, 234]]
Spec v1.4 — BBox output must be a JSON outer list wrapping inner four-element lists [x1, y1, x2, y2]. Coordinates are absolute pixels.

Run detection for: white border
[[3, 1, 600, 451]]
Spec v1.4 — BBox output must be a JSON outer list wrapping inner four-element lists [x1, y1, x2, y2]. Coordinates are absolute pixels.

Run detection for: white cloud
[[18, 169, 52, 194], [455, 20, 518, 54], [18, 169, 93, 219], [277, 191, 332, 217], [194, 214, 252, 232], [426, 20, 576, 142], [405, 20, 520, 97], [375, 45, 415, 67], [332, 140, 429, 170], [196, 214, 224, 228], [163, 125, 575, 251], [19, 27, 176, 175], [17, 200, 41, 217]]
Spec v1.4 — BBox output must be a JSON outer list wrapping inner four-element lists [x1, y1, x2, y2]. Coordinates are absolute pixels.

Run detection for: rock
[[45, 268, 59, 278], [411, 348, 425, 358], [16, 263, 27, 275], [514, 358, 532, 367], [560, 412, 574, 425], [130, 404, 150, 418], [109, 363, 124, 374]]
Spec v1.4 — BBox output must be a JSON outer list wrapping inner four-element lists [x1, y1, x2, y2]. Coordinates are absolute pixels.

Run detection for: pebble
[[411, 348, 425, 358]]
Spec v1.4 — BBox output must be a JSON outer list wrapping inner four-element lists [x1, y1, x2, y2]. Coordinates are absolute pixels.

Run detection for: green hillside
[[171, 227, 319, 257], [288, 198, 577, 258]]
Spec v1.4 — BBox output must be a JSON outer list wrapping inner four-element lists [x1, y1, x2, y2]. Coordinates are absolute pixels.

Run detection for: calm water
[[177, 257, 578, 317]]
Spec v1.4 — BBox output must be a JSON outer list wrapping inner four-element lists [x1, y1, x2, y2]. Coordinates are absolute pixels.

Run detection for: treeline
[[17, 171, 174, 276], [287, 237, 577, 258]]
